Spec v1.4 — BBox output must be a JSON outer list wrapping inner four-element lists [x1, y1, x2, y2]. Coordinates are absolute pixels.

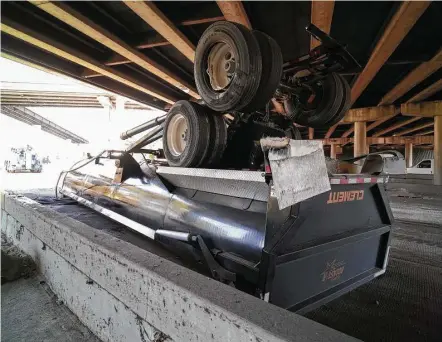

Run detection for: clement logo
[[321, 259, 346, 282], [327, 190, 364, 204]]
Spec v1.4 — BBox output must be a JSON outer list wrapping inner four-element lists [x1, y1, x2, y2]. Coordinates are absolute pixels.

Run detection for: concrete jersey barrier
[[0, 192, 358, 342]]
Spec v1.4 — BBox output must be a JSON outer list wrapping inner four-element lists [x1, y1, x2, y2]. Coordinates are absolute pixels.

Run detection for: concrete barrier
[[0, 192, 357, 342]]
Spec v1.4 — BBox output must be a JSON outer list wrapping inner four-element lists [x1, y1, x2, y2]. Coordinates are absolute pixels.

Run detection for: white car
[[406, 159, 434, 174]]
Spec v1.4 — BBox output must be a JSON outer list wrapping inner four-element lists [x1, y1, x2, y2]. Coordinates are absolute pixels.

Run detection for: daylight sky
[[0, 57, 164, 159]]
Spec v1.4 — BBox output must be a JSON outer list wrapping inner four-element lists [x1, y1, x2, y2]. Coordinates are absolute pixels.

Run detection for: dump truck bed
[[59, 155, 393, 313]]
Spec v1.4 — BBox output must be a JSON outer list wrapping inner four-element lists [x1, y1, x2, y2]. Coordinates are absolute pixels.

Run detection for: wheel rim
[[167, 114, 188, 157], [207, 42, 236, 90]]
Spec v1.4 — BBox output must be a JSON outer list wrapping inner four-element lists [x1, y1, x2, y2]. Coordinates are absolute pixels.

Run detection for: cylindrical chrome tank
[[61, 157, 267, 262]]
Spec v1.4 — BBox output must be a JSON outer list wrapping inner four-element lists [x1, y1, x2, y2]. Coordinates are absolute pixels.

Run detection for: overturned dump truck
[[59, 21, 393, 313]]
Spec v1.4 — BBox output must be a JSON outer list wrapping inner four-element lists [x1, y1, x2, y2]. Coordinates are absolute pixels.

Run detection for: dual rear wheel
[[284, 73, 351, 128], [194, 21, 283, 113], [163, 21, 351, 166], [163, 101, 227, 168]]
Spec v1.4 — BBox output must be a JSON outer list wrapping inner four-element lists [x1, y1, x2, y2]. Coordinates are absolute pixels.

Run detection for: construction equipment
[[4, 145, 42, 173], [59, 21, 392, 313]]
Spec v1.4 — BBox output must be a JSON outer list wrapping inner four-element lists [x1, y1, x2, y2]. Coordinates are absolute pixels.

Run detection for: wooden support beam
[[135, 35, 171, 49], [401, 101, 442, 117], [325, 124, 339, 139], [416, 129, 434, 136], [379, 49, 442, 105], [30, 1, 199, 99], [105, 54, 132, 67], [81, 35, 173, 77], [314, 1, 336, 139], [181, 16, 225, 26], [216, 1, 251, 29], [341, 112, 397, 140], [325, 124, 338, 138], [79, 15, 226, 78], [0, 20, 176, 104], [372, 117, 421, 137], [368, 71, 441, 129], [342, 105, 396, 122], [394, 122, 434, 136], [321, 135, 434, 146], [341, 125, 355, 138], [322, 138, 352, 145], [367, 116, 395, 132], [123, 1, 196, 62], [310, 1, 335, 49], [407, 78, 442, 103], [350, 1, 430, 105]]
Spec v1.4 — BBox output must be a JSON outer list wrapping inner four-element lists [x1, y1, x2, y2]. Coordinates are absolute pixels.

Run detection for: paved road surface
[[306, 184, 442, 342], [1, 276, 100, 342], [3, 172, 442, 342]]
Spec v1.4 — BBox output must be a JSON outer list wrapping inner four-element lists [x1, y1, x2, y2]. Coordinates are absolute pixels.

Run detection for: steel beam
[[30, 1, 199, 99], [0, 89, 150, 110], [0, 106, 88, 144], [1, 20, 176, 104]]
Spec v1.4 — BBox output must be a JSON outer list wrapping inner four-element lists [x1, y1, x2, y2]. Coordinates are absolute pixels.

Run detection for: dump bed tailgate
[[262, 175, 393, 313]]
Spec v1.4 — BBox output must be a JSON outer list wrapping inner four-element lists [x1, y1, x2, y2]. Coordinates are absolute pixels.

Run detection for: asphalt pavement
[[2, 172, 441, 342], [306, 182, 442, 342]]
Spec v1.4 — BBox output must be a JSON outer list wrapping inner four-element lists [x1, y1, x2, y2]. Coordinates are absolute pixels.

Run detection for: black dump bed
[[60, 156, 393, 312]]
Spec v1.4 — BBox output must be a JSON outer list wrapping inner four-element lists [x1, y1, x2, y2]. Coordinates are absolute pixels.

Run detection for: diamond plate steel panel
[[157, 167, 269, 201]]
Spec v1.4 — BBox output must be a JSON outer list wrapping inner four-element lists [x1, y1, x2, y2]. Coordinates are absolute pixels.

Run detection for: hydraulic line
[[120, 115, 166, 140]]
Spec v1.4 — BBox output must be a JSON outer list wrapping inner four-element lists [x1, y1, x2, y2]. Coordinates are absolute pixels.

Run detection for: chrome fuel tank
[[61, 156, 268, 262]]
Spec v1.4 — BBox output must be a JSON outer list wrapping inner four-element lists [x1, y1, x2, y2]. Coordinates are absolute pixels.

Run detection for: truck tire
[[194, 21, 262, 112], [204, 114, 227, 167], [285, 126, 302, 140], [243, 30, 283, 111], [163, 100, 210, 167], [289, 72, 344, 128], [324, 74, 351, 126]]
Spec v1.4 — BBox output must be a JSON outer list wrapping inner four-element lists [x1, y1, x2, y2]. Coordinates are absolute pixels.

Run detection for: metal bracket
[[196, 235, 236, 283]]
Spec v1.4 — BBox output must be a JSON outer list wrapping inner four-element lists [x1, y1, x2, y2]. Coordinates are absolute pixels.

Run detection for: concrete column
[[434, 116, 442, 185], [308, 127, 314, 140], [354, 122, 367, 157], [330, 144, 336, 159], [330, 144, 342, 159], [405, 142, 413, 168]]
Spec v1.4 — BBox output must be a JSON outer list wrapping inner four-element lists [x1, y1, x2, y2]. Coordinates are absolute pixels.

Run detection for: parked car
[[338, 150, 406, 175], [407, 159, 434, 174]]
